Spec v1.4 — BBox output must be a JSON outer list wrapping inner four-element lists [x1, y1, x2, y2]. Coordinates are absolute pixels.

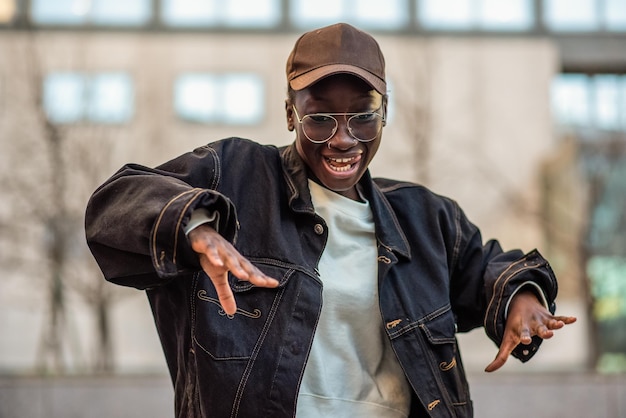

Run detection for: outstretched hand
[[188, 224, 279, 316], [484, 291, 577, 372]]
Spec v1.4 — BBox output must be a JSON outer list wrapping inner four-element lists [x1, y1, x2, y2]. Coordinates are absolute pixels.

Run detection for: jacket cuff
[[504, 281, 549, 318], [183, 208, 219, 236], [149, 188, 238, 278], [484, 249, 558, 362]]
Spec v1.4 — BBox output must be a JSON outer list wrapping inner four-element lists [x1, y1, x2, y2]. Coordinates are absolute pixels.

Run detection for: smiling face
[[286, 74, 386, 201]]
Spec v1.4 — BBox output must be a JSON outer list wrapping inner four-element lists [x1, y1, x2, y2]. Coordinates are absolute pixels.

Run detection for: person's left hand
[[484, 290, 577, 372]]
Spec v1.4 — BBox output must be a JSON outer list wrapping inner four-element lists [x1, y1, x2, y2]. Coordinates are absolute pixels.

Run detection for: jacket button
[[290, 341, 301, 355], [313, 224, 324, 235]]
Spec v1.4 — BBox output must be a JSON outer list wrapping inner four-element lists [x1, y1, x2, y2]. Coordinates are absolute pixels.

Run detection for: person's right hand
[[188, 224, 279, 316]]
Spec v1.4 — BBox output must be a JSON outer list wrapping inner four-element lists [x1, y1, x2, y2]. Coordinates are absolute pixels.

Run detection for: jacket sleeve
[[448, 202, 558, 363], [482, 247, 558, 362], [85, 143, 238, 289]]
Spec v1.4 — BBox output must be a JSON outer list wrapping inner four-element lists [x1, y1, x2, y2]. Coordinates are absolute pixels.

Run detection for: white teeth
[[328, 157, 355, 163], [331, 164, 351, 172], [326, 156, 356, 172]]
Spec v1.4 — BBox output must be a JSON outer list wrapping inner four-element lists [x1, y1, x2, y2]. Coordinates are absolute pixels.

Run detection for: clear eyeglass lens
[[302, 113, 383, 143]]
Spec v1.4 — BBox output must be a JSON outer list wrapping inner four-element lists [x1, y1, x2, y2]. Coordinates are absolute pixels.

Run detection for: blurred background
[[0, 0, 625, 417]]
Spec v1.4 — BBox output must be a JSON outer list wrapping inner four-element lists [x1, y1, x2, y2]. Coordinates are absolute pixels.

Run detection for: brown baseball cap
[[286, 23, 386, 95]]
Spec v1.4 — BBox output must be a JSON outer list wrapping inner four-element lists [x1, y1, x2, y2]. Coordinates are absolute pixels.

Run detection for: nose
[[328, 119, 357, 150]]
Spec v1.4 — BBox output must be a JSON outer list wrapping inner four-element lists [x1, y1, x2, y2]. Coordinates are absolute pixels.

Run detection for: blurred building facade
[[0, 0, 625, 380]]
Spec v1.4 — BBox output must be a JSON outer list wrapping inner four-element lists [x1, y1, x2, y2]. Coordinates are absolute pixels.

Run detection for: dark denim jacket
[[85, 138, 558, 418]]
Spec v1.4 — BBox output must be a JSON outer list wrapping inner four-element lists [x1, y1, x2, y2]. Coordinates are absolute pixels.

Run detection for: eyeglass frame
[[291, 104, 386, 144]]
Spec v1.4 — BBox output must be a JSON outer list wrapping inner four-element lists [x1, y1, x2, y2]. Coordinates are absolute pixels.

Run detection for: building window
[[543, 0, 597, 31], [552, 73, 626, 132], [161, 0, 280, 28], [31, 0, 151, 26], [417, 0, 533, 31], [605, 0, 626, 31], [0, 0, 16, 24], [290, 0, 409, 30], [174, 73, 264, 125], [43, 72, 134, 124], [543, 0, 626, 32]]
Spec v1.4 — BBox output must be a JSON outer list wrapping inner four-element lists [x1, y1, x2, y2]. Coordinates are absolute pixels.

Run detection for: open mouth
[[325, 156, 360, 173]]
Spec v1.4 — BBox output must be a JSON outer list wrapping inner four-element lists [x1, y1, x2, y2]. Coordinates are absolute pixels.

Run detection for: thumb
[[484, 352, 507, 373]]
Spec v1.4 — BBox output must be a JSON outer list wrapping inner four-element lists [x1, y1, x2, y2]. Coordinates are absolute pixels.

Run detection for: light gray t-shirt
[[296, 180, 411, 418]]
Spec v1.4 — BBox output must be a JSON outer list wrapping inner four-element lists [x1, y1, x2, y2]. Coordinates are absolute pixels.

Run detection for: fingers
[[536, 316, 577, 338], [485, 324, 548, 372], [485, 310, 577, 373], [213, 272, 237, 316], [191, 226, 279, 284], [485, 345, 511, 372], [217, 247, 279, 288], [485, 327, 521, 372], [199, 249, 278, 316], [190, 225, 278, 315], [555, 316, 577, 325], [519, 326, 532, 344], [197, 253, 235, 315]]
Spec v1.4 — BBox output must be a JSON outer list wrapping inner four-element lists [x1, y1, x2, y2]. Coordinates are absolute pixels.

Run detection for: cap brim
[[289, 64, 386, 95]]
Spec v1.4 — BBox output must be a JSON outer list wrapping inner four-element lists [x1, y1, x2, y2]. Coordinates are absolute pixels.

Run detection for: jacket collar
[[280, 143, 411, 260]]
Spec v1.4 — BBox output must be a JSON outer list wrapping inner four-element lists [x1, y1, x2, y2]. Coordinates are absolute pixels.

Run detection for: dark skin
[[287, 75, 385, 201], [188, 74, 576, 372]]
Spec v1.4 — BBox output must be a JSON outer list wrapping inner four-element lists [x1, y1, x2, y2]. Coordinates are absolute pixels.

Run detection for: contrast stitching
[[451, 203, 463, 270], [375, 186, 411, 253], [206, 145, 221, 190], [288, 285, 322, 418], [197, 290, 261, 319], [439, 357, 457, 371], [485, 260, 541, 339], [428, 400, 441, 411], [173, 189, 206, 264], [151, 189, 199, 268], [190, 272, 251, 361], [230, 287, 284, 418], [387, 304, 452, 339], [490, 264, 541, 338]]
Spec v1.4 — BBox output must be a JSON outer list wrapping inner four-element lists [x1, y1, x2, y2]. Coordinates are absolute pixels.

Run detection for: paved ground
[[0, 372, 624, 418]]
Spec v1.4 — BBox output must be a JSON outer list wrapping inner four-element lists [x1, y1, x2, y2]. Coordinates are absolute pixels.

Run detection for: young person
[[85, 23, 575, 418]]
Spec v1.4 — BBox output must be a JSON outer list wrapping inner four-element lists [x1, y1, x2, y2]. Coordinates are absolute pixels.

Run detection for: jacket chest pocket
[[191, 263, 294, 360], [417, 305, 471, 410]]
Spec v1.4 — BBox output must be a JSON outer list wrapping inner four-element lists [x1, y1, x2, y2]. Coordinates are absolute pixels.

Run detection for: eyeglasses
[[292, 105, 385, 144]]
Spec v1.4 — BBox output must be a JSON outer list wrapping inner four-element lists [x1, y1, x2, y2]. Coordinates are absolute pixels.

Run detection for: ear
[[285, 100, 295, 131]]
